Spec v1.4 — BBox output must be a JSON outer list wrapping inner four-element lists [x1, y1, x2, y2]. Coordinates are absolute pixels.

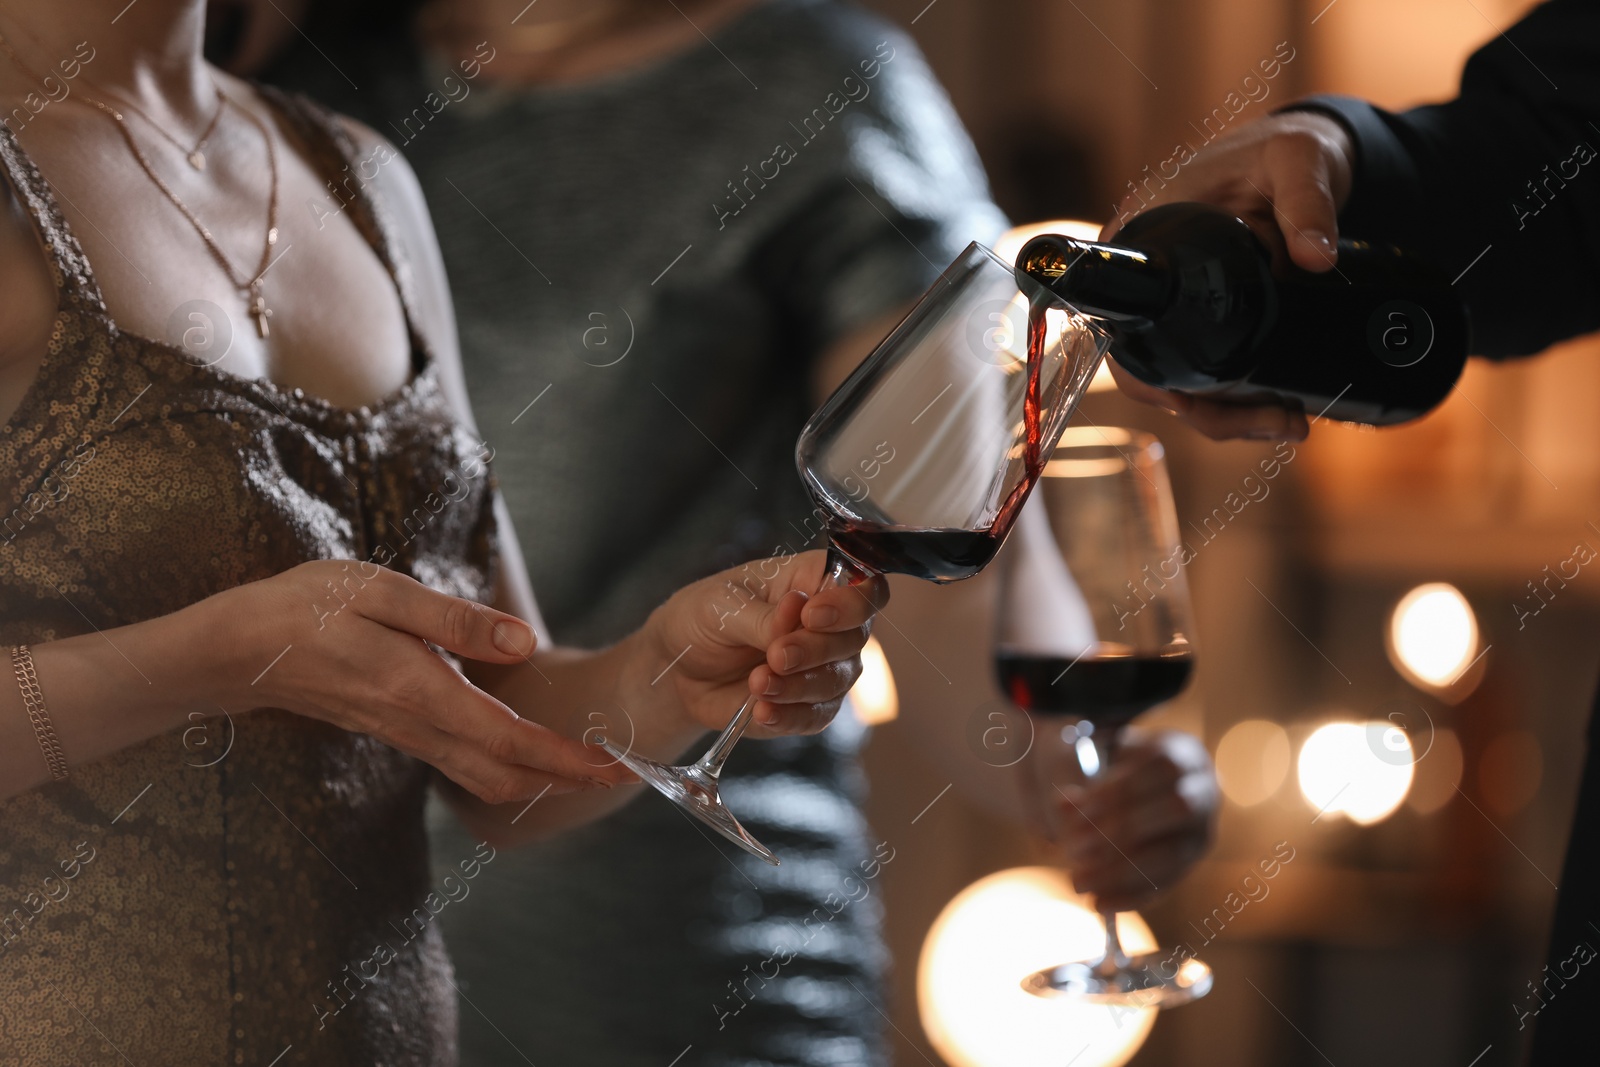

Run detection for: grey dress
[[266, 2, 1006, 1064]]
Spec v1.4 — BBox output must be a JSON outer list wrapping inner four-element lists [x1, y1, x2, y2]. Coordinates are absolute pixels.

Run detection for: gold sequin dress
[[0, 89, 497, 1065]]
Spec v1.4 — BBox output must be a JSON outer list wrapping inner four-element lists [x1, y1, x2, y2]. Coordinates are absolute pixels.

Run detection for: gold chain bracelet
[[11, 645, 68, 781]]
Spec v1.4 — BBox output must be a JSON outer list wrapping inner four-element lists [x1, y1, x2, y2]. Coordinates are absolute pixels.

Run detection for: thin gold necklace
[[0, 31, 281, 338], [90, 81, 227, 172]]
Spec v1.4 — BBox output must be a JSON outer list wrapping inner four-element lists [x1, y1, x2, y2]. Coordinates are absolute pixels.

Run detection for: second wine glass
[[998, 426, 1213, 1008]]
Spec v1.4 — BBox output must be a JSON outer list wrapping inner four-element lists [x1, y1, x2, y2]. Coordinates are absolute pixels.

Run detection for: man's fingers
[[357, 569, 538, 663], [1264, 132, 1343, 273], [1181, 396, 1310, 442], [1106, 362, 1194, 418], [1110, 357, 1308, 441]]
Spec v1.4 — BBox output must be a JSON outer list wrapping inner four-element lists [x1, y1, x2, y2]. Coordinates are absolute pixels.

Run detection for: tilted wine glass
[[601, 243, 1110, 864]]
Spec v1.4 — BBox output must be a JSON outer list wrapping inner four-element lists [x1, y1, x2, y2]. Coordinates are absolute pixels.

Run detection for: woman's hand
[[638, 549, 890, 740], [1042, 729, 1218, 913], [1103, 109, 1357, 443], [207, 560, 631, 804]]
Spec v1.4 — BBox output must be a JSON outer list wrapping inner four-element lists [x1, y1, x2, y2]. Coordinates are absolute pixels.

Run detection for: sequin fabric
[[0, 89, 497, 1066]]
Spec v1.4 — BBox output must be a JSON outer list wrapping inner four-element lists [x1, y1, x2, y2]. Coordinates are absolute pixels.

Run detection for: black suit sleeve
[[1288, 0, 1600, 359]]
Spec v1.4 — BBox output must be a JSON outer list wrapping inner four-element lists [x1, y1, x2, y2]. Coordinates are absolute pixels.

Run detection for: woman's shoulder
[[740, 0, 915, 64], [727, 1, 953, 135]]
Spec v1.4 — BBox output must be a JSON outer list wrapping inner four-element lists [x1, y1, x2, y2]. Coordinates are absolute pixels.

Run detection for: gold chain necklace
[[0, 30, 281, 338], [91, 82, 227, 172]]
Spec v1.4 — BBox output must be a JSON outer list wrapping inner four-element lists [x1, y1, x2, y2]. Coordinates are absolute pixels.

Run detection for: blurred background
[[852, 1, 1599, 1064]]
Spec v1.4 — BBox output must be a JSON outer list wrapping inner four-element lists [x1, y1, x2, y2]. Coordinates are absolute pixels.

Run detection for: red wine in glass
[[995, 642, 1194, 729]]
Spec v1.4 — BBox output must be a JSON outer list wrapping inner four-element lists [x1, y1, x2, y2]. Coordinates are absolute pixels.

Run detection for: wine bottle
[[1016, 203, 1469, 425]]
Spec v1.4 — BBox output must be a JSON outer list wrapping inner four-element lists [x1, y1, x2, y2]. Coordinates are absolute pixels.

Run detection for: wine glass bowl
[[608, 242, 1110, 866], [796, 243, 1110, 582]]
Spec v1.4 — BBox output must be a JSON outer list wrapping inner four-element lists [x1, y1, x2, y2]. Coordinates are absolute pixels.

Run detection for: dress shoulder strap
[[0, 118, 109, 315], [254, 85, 430, 367]]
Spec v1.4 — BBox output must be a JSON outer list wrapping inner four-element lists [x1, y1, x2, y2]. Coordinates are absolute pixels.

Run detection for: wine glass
[[997, 426, 1212, 1007], [601, 243, 1110, 864]]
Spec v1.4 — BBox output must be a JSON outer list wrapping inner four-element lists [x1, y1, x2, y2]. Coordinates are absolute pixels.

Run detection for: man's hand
[[1103, 109, 1358, 442]]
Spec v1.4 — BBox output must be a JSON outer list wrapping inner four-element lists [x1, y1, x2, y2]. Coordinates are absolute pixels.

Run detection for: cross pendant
[[249, 292, 273, 339]]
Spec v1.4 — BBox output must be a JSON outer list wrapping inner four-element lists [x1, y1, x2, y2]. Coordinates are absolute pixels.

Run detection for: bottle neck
[[1015, 235, 1171, 323]]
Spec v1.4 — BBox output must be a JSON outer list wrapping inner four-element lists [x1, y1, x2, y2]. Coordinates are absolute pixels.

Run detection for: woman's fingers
[[1051, 730, 1218, 907], [800, 574, 891, 632], [749, 658, 860, 721], [389, 654, 632, 787], [354, 567, 538, 664], [750, 697, 844, 736], [1074, 830, 1211, 910], [764, 620, 873, 678], [400, 720, 601, 805], [655, 550, 887, 737], [761, 570, 885, 679]]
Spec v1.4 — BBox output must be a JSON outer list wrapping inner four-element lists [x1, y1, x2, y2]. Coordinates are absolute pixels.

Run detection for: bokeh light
[[1388, 583, 1480, 691], [1297, 721, 1415, 825], [851, 635, 899, 726], [1215, 719, 1292, 806], [919, 867, 1157, 1067], [1407, 727, 1463, 815]]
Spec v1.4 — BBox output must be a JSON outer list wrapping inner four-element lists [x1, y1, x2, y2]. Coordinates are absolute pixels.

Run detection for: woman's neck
[[0, 0, 214, 117]]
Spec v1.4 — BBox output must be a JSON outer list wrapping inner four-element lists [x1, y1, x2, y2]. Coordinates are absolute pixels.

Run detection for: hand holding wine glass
[[637, 548, 891, 739], [1050, 728, 1217, 914]]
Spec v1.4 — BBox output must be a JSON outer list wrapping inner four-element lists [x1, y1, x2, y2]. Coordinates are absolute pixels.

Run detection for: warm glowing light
[[918, 867, 1157, 1067], [851, 636, 899, 726], [1407, 727, 1462, 815], [1087, 359, 1118, 393], [1388, 583, 1480, 690], [1056, 425, 1137, 448], [1215, 719, 1292, 806], [992, 219, 1105, 264], [1297, 721, 1414, 825]]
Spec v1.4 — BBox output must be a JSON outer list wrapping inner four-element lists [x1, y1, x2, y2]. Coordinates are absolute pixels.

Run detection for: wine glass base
[[602, 741, 780, 866], [1022, 952, 1213, 1008]]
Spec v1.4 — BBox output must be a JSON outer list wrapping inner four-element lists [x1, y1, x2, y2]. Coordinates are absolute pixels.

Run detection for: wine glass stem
[[1076, 729, 1130, 975], [694, 694, 757, 780], [692, 543, 874, 780], [1098, 910, 1131, 976]]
